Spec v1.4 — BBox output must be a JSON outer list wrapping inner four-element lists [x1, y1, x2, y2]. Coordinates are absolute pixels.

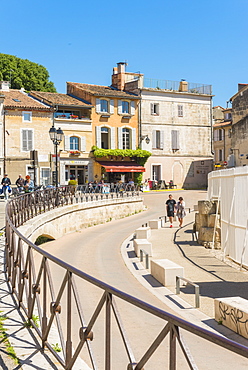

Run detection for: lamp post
[[49, 126, 64, 187]]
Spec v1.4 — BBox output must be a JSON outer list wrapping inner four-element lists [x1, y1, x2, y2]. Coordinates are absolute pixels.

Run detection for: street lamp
[[140, 135, 150, 145], [49, 126, 64, 187]]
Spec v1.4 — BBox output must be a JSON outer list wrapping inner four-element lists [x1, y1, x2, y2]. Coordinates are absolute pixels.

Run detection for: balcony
[[54, 112, 90, 121], [144, 78, 212, 95]]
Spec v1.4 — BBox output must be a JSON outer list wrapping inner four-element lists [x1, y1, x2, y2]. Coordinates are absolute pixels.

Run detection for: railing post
[[105, 292, 112, 370], [169, 325, 176, 370], [66, 272, 72, 367], [176, 276, 180, 295]]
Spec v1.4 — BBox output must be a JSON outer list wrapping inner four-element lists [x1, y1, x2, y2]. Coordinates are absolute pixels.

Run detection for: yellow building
[[213, 107, 232, 169], [29, 91, 93, 184], [1, 83, 54, 185], [67, 64, 141, 182]]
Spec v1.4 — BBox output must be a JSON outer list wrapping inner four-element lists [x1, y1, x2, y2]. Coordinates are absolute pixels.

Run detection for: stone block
[[151, 259, 184, 287], [195, 213, 200, 231], [198, 227, 221, 248], [215, 297, 248, 339], [148, 219, 161, 229], [199, 214, 208, 227], [208, 214, 220, 228], [194, 204, 198, 211], [135, 227, 151, 240], [198, 200, 216, 215], [134, 239, 152, 258]]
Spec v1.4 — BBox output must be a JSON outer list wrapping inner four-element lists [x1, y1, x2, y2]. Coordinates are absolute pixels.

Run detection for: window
[[224, 112, 232, 121], [178, 105, 183, 117], [70, 136, 79, 150], [101, 127, 109, 149], [122, 128, 130, 149], [100, 99, 108, 113], [218, 129, 224, 141], [152, 130, 164, 149], [171, 130, 179, 150], [151, 103, 159, 115], [40, 168, 50, 186], [22, 111, 32, 122], [219, 149, 224, 161], [22, 129, 33, 151], [122, 101, 130, 114]]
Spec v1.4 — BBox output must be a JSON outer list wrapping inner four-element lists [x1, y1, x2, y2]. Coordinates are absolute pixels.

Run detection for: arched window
[[70, 136, 79, 150], [122, 128, 130, 149], [101, 127, 109, 149]]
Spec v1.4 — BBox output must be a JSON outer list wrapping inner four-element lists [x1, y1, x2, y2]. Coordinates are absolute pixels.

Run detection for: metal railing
[[176, 276, 200, 308], [4, 186, 248, 369], [144, 78, 212, 95]]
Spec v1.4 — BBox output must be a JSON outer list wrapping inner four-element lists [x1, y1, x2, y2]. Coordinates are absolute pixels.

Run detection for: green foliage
[[134, 172, 143, 184], [0, 53, 56, 92], [91, 146, 151, 164], [24, 315, 39, 328], [52, 343, 62, 352], [35, 235, 54, 246], [68, 179, 78, 186]]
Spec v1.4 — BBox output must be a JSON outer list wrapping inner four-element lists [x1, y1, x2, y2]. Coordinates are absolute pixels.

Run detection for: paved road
[[41, 191, 248, 369]]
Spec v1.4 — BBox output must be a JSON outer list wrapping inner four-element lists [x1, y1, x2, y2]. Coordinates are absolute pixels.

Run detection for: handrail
[[4, 186, 248, 369], [176, 276, 200, 308]]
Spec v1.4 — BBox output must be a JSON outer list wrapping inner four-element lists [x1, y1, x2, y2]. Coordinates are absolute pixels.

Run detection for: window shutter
[[151, 103, 154, 115], [109, 100, 114, 114], [131, 101, 135, 115], [172, 130, 179, 150], [131, 128, 136, 150], [110, 127, 115, 149], [118, 101, 122, 115], [80, 136, 86, 152], [213, 130, 218, 141], [27, 130, 33, 150], [22, 130, 27, 151], [118, 127, 123, 149], [160, 130, 164, 149], [156, 104, 160, 115], [96, 126, 101, 148], [96, 98, 100, 113], [152, 130, 156, 148], [64, 135, 70, 150]]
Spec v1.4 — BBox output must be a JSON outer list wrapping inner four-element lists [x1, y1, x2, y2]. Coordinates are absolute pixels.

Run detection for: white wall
[[208, 167, 248, 267]]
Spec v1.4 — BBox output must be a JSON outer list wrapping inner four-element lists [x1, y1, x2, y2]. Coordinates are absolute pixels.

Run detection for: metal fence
[[144, 78, 212, 95], [4, 186, 248, 369]]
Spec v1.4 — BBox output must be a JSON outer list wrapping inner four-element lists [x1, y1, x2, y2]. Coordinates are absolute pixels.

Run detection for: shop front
[[60, 158, 93, 185], [97, 161, 145, 183]]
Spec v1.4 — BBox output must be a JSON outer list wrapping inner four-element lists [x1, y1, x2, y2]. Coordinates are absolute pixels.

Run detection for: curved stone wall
[[18, 197, 144, 243]]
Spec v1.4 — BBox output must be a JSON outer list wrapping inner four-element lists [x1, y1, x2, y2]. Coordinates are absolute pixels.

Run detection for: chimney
[[0, 81, 10, 91], [179, 79, 188, 92], [114, 62, 127, 91]]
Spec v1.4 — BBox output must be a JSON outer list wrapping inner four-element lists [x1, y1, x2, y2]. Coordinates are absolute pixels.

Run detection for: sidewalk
[[121, 209, 248, 347]]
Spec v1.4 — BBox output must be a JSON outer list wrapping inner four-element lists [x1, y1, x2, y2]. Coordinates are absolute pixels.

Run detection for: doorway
[[65, 166, 86, 184]]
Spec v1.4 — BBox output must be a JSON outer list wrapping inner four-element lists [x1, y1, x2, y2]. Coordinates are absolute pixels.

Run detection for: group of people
[[165, 194, 186, 228], [1, 174, 34, 200]]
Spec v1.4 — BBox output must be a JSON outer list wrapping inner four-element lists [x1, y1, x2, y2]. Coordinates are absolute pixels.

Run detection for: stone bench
[[215, 297, 248, 339], [135, 227, 151, 240], [151, 259, 184, 287], [134, 239, 152, 258], [148, 219, 162, 229]]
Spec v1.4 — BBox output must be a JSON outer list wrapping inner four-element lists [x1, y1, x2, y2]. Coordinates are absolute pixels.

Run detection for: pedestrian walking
[[176, 196, 186, 227], [1, 174, 11, 200], [15, 174, 25, 193], [165, 194, 176, 228]]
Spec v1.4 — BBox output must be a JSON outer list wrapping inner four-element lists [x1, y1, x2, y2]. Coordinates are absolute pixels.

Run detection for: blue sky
[[1, 0, 247, 107]]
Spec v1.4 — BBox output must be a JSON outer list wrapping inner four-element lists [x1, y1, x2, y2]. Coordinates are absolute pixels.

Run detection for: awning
[[97, 161, 145, 172]]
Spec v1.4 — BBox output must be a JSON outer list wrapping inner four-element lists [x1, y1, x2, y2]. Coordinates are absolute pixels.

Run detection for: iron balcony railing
[[4, 186, 248, 369], [144, 78, 212, 95]]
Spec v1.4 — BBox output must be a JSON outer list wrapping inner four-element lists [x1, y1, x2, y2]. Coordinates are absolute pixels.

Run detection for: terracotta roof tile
[[30, 91, 92, 108], [68, 82, 140, 99], [213, 121, 232, 128], [3, 90, 53, 111]]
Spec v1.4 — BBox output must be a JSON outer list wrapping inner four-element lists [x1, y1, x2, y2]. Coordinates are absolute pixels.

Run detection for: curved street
[[41, 190, 248, 370]]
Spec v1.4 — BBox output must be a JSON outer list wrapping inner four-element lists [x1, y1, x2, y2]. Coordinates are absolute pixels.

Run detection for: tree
[[0, 53, 57, 92]]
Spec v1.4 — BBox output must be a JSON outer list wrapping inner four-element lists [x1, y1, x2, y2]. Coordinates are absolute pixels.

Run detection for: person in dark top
[[1, 174, 11, 200], [15, 174, 25, 193], [165, 194, 176, 228]]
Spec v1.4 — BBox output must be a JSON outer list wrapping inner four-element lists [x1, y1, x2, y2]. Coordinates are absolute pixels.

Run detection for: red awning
[[97, 161, 145, 173]]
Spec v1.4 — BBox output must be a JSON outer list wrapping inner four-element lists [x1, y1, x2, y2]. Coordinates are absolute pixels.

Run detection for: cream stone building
[[0, 82, 54, 185], [122, 67, 214, 188]]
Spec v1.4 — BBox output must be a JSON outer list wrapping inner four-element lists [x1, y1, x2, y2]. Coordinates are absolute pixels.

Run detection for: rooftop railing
[[144, 78, 212, 95], [4, 186, 248, 369]]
